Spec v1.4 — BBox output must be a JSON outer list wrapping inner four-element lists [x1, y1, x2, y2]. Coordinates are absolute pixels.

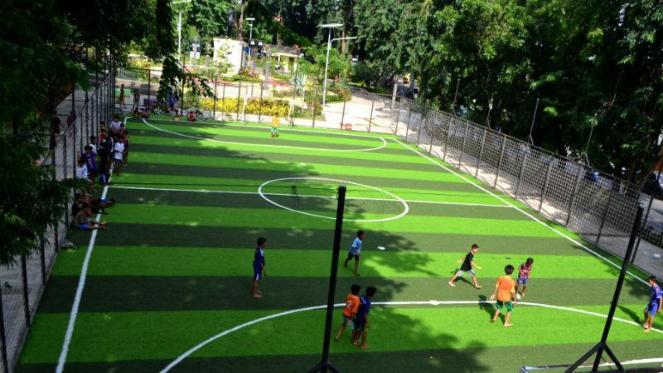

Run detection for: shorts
[[646, 302, 659, 316], [347, 252, 360, 261], [517, 277, 529, 285], [455, 269, 476, 277], [496, 300, 514, 312], [341, 315, 354, 327]]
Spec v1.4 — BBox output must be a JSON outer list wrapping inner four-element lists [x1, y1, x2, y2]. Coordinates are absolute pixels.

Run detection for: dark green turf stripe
[[122, 162, 481, 193], [37, 275, 649, 313], [89, 223, 581, 255], [132, 142, 443, 172], [107, 188, 526, 220], [16, 339, 663, 373]]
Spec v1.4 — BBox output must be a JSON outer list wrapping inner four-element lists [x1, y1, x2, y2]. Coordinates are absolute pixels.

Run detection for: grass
[[17, 115, 663, 372]]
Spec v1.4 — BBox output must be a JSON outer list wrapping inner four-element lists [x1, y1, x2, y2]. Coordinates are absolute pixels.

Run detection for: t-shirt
[[355, 295, 372, 324], [650, 284, 663, 306], [519, 263, 532, 279], [349, 237, 362, 255], [343, 293, 361, 317], [114, 142, 125, 160], [82, 152, 97, 172], [460, 252, 474, 271], [496, 275, 516, 302], [253, 247, 265, 271]]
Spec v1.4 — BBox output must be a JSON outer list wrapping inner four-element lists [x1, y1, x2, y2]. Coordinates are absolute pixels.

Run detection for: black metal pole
[[566, 206, 643, 372], [307, 186, 346, 373]]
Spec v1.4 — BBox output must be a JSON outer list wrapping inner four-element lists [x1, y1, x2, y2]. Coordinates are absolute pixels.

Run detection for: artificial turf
[[17, 116, 663, 372]]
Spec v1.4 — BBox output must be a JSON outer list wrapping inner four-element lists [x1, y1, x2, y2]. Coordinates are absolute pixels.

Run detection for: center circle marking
[[257, 177, 410, 223]]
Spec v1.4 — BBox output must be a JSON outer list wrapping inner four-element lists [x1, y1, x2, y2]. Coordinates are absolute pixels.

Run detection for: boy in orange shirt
[[335, 284, 361, 341], [490, 264, 516, 327]]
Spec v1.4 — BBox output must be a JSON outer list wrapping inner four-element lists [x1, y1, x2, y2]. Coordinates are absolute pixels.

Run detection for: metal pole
[[565, 166, 584, 227], [213, 78, 218, 120], [538, 161, 554, 212], [595, 191, 615, 245], [475, 128, 487, 177], [494, 136, 507, 188], [321, 28, 332, 109], [514, 153, 529, 198], [340, 99, 346, 129], [307, 186, 346, 373], [21, 255, 31, 327], [458, 121, 470, 167], [368, 99, 375, 133]]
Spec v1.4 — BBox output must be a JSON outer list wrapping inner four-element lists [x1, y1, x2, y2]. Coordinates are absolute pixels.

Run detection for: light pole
[[319, 23, 342, 109]]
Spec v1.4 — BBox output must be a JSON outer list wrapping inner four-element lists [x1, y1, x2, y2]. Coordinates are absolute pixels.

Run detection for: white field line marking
[[391, 138, 647, 285], [150, 116, 389, 140], [56, 185, 111, 373], [57, 116, 130, 372], [161, 300, 663, 372], [111, 185, 513, 208], [141, 119, 388, 152], [257, 176, 410, 223]]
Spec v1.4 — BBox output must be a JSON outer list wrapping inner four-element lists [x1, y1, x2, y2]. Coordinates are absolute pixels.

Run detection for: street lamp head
[[319, 23, 343, 29]]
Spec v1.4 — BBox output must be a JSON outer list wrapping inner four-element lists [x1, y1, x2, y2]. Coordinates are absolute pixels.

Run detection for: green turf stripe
[[88, 223, 581, 255], [18, 304, 662, 364], [107, 203, 558, 237], [53, 246, 624, 281], [37, 275, 650, 313], [106, 188, 521, 219], [128, 150, 468, 184]]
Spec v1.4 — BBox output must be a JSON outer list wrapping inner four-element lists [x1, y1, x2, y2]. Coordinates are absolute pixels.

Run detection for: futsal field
[[17, 116, 663, 372]]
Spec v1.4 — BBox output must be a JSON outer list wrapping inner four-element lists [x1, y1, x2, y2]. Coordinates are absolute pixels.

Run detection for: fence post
[[258, 83, 264, 123], [458, 121, 470, 168], [565, 166, 584, 227], [538, 161, 554, 212], [595, 192, 615, 245], [340, 99, 346, 129], [213, 78, 218, 120], [494, 135, 507, 188], [475, 127, 487, 177], [368, 98, 375, 133], [514, 152, 529, 198], [404, 104, 413, 139], [21, 255, 31, 327], [0, 283, 8, 373], [236, 81, 242, 121]]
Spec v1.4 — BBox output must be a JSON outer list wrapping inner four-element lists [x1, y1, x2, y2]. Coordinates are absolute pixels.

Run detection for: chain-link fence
[[0, 58, 115, 373], [115, 66, 662, 278]]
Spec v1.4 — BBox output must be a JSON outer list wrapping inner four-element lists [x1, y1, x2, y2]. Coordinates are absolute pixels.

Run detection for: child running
[[448, 244, 482, 289], [490, 264, 516, 327], [644, 275, 662, 333], [515, 258, 534, 299], [335, 284, 361, 341], [344, 230, 365, 276], [250, 237, 267, 299], [353, 286, 377, 349], [271, 115, 280, 138]]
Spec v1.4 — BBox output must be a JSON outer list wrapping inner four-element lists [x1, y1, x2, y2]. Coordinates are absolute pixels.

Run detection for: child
[[515, 258, 534, 298], [644, 275, 662, 332], [344, 230, 365, 276], [353, 286, 377, 349], [335, 284, 361, 341], [250, 237, 267, 299], [490, 264, 516, 327], [271, 115, 280, 138], [448, 244, 482, 289]]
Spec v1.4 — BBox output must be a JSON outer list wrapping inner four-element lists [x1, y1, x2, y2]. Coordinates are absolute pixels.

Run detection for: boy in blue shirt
[[344, 230, 365, 276], [250, 237, 267, 299], [644, 275, 662, 332], [353, 286, 377, 349]]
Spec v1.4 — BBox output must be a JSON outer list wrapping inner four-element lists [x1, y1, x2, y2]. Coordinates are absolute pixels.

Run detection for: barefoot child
[[491, 264, 516, 327], [250, 237, 267, 299], [353, 286, 377, 349], [515, 258, 534, 298], [448, 244, 482, 288], [335, 284, 361, 341], [344, 230, 365, 276], [644, 275, 662, 332]]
